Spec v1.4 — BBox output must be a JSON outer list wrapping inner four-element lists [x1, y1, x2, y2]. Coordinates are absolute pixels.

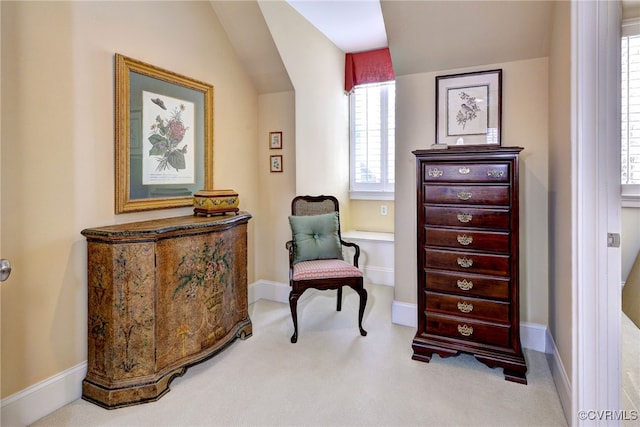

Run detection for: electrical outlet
[[380, 205, 388, 216]]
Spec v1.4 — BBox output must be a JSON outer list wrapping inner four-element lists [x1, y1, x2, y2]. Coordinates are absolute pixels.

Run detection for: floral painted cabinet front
[[81, 213, 252, 408]]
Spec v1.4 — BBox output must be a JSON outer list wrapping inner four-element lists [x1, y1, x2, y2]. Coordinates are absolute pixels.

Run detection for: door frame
[[573, 0, 622, 424]]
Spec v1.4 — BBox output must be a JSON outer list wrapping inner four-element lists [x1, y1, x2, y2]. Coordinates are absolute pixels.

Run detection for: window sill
[[349, 191, 394, 201], [621, 184, 640, 208], [342, 230, 395, 243], [622, 195, 640, 208]]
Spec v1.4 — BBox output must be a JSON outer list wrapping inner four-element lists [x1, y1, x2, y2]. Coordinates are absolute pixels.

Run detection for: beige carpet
[[622, 310, 640, 427], [32, 284, 567, 427]]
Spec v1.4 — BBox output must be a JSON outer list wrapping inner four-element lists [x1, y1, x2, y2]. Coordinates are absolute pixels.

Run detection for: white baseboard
[[520, 321, 548, 352], [390, 301, 549, 352], [1, 361, 87, 427], [391, 299, 417, 327], [546, 331, 572, 425], [362, 266, 394, 287], [248, 279, 290, 304]]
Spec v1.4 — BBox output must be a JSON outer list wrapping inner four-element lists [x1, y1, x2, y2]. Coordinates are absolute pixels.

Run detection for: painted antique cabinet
[[412, 146, 527, 384], [81, 213, 252, 408]]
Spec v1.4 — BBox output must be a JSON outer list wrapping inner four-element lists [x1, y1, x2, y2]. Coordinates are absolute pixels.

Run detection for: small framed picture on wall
[[269, 131, 283, 149], [270, 155, 283, 173]]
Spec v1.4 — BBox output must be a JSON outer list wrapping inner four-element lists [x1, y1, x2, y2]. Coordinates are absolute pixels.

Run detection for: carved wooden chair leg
[[336, 286, 343, 311], [289, 291, 300, 343], [353, 284, 368, 336]]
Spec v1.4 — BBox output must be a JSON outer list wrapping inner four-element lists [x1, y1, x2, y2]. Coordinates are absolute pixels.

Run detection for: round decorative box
[[193, 189, 239, 216]]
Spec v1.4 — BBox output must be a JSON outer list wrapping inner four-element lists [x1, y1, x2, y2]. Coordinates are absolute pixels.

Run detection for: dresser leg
[[411, 338, 459, 363], [236, 320, 253, 340], [475, 354, 528, 385], [503, 369, 528, 384]]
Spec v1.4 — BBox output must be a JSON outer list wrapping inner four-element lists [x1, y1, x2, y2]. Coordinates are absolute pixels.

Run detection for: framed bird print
[[435, 69, 502, 146], [115, 54, 214, 213]]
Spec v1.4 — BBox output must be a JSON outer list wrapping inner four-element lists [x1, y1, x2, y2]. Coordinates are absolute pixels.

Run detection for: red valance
[[345, 48, 395, 94]]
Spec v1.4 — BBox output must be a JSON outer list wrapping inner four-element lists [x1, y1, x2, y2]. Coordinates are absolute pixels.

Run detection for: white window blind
[[621, 21, 640, 205], [349, 82, 395, 199]]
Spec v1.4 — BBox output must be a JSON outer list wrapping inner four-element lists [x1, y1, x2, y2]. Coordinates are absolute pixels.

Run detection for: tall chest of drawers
[[412, 146, 527, 384]]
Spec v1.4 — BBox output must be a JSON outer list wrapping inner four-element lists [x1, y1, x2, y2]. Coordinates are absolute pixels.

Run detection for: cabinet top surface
[[82, 212, 251, 241], [413, 145, 523, 158]]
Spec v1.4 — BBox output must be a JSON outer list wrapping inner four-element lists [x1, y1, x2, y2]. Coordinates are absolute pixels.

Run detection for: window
[[621, 22, 640, 205], [349, 81, 395, 200]]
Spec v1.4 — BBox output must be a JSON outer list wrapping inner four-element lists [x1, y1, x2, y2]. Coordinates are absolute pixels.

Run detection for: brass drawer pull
[[458, 324, 474, 337], [458, 166, 470, 174], [428, 168, 443, 178], [457, 191, 472, 200], [457, 213, 472, 223], [457, 234, 473, 245], [457, 301, 474, 313], [487, 169, 505, 178], [457, 279, 473, 291], [457, 257, 473, 268]]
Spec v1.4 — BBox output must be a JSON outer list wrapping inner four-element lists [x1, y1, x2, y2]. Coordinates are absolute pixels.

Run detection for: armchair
[[286, 195, 368, 343]]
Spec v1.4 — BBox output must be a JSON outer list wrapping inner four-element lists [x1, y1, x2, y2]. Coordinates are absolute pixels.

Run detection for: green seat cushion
[[289, 212, 343, 264]]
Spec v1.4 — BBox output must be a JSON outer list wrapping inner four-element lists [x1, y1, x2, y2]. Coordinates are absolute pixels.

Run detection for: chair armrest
[[285, 240, 295, 278], [340, 239, 361, 268]]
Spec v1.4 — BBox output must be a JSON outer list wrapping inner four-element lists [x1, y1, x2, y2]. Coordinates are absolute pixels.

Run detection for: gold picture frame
[[115, 54, 214, 213]]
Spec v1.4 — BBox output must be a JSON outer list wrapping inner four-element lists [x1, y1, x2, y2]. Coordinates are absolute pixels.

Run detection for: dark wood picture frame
[[270, 154, 283, 173], [269, 131, 283, 149], [435, 69, 502, 146]]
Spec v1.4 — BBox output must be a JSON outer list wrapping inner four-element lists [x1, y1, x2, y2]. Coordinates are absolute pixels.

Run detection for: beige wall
[[0, 1, 259, 398], [350, 200, 394, 233], [547, 0, 572, 385], [256, 91, 296, 284], [394, 57, 550, 326], [623, 207, 640, 281], [259, 1, 350, 213]]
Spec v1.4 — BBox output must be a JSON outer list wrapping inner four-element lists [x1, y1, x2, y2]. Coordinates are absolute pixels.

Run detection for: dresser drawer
[[425, 313, 511, 348], [425, 227, 509, 253], [423, 163, 510, 183], [424, 206, 510, 229], [423, 185, 510, 206], [425, 270, 510, 300], [424, 248, 510, 276], [426, 291, 509, 323]]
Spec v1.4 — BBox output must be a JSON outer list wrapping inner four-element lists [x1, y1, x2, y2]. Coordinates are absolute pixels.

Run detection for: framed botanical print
[[270, 155, 283, 172], [435, 69, 502, 146], [115, 54, 214, 213], [269, 131, 282, 149]]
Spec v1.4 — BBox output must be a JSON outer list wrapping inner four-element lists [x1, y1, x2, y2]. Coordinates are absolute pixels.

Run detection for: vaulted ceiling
[[210, 1, 556, 94]]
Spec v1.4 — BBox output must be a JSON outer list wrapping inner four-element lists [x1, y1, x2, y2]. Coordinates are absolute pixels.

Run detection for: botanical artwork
[[142, 91, 195, 185], [455, 91, 480, 129], [270, 155, 283, 172], [447, 85, 489, 137]]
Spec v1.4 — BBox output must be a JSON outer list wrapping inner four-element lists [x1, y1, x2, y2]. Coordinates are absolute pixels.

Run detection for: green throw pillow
[[288, 212, 343, 264]]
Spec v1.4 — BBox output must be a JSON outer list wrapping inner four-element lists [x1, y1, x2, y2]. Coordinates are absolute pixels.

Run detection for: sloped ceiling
[[382, 0, 554, 75], [623, 0, 640, 19], [210, 0, 556, 94], [209, 0, 293, 93], [287, 0, 388, 53]]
